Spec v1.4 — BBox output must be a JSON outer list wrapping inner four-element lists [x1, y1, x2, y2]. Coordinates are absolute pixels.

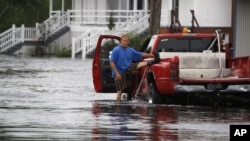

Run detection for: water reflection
[[91, 101, 250, 141], [92, 101, 178, 141]]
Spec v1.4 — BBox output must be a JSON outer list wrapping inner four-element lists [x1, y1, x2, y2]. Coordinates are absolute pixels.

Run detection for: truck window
[[158, 38, 188, 52], [157, 37, 215, 52], [100, 39, 120, 59], [145, 36, 156, 53], [190, 38, 214, 52]]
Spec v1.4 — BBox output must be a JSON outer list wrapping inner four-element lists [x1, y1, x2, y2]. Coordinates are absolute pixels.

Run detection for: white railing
[[36, 11, 69, 40], [72, 29, 100, 58], [72, 11, 150, 59], [0, 11, 69, 53], [68, 9, 147, 27], [125, 14, 150, 33], [0, 25, 27, 53], [67, 9, 170, 28], [72, 29, 128, 59], [1, 9, 158, 56]]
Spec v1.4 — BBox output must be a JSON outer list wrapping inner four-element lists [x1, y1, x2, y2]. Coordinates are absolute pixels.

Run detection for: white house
[[2, 0, 249, 58], [61, 0, 232, 32], [47, 0, 235, 59]]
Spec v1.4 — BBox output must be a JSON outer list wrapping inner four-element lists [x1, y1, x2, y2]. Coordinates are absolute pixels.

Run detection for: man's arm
[[110, 61, 121, 80], [142, 52, 154, 58]]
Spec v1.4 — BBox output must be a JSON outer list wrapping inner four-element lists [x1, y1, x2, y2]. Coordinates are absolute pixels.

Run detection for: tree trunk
[[149, 0, 162, 35]]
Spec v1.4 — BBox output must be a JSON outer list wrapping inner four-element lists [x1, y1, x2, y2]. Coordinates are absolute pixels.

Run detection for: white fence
[[37, 11, 69, 40], [71, 30, 128, 59], [71, 10, 150, 59], [0, 9, 166, 57], [0, 11, 69, 53], [68, 9, 148, 27], [0, 25, 35, 53]]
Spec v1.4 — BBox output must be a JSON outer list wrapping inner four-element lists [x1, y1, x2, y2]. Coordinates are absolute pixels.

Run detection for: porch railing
[[1, 9, 163, 58], [0, 11, 69, 53], [71, 10, 150, 59], [68, 9, 147, 27], [0, 25, 36, 53], [37, 11, 69, 41]]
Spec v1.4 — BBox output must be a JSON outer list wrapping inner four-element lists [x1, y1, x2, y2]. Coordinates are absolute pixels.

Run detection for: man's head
[[120, 34, 130, 48]]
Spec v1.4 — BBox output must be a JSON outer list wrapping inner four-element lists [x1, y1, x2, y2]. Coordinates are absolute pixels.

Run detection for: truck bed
[[160, 51, 230, 79]]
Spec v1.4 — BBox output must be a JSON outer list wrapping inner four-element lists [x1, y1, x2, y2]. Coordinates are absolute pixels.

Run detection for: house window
[[129, 0, 144, 10], [107, 0, 118, 10], [137, 0, 143, 10], [148, 0, 151, 10], [129, 0, 133, 10]]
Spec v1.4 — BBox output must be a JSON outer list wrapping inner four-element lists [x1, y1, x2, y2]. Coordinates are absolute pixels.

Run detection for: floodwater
[[0, 55, 249, 141]]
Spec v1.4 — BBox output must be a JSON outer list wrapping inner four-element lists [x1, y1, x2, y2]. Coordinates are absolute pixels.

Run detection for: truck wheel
[[121, 93, 132, 101], [147, 82, 164, 104]]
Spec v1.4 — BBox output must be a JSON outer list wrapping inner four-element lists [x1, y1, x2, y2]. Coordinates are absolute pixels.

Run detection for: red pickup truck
[[92, 31, 250, 106]]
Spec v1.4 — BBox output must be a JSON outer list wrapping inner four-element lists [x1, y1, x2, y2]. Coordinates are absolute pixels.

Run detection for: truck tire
[[121, 93, 132, 101], [147, 82, 164, 104]]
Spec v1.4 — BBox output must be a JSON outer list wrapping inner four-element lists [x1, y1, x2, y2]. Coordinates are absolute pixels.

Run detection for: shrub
[[56, 48, 71, 57]]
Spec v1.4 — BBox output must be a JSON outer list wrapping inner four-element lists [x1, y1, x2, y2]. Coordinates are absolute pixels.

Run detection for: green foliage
[[0, 0, 72, 32], [107, 12, 115, 30], [56, 48, 71, 58], [128, 33, 149, 51], [100, 39, 119, 58]]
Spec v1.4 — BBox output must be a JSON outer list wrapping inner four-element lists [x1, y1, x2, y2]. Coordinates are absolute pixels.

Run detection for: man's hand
[[115, 73, 121, 81], [149, 54, 154, 58]]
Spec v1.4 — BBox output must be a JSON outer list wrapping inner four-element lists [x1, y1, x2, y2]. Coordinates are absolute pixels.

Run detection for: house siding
[[179, 0, 232, 27], [72, 0, 231, 27], [234, 0, 250, 57]]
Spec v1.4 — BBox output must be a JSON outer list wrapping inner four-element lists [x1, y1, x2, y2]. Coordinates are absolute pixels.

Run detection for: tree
[[107, 12, 115, 30], [149, 0, 162, 35]]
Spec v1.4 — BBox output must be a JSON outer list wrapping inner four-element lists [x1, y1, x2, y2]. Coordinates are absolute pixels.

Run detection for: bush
[[127, 33, 149, 51], [56, 48, 71, 57]]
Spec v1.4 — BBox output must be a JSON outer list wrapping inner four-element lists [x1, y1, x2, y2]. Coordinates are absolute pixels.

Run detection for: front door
[[92, 35, 121, 92]]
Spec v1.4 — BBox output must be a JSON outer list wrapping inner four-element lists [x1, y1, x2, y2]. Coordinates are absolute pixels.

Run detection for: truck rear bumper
[[175, 84, 250, 93]]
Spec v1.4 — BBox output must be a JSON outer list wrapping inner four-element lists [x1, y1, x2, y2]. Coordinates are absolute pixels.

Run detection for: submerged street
[[0, 55, 249, 141]]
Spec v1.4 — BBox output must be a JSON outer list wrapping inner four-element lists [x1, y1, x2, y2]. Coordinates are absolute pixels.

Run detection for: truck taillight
[[170, 56, 179, 81], [170, 63, 179, 80]]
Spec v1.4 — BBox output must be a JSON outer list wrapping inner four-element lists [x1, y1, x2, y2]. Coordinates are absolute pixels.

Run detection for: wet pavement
[[0, 55, 249, 141]]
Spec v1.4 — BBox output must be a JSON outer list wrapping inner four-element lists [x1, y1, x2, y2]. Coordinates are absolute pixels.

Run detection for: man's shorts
[[115, 63, 137, 91]]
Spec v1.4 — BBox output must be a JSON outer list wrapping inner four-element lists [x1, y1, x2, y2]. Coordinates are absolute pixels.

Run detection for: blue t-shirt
[[110, 46, 142, 77]]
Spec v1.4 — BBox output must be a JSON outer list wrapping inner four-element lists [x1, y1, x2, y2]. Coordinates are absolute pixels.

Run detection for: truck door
[[92, 35, 121, 92]]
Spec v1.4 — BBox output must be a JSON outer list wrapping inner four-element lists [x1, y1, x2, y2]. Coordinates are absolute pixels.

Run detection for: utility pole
[[149, 0, 162, 35]]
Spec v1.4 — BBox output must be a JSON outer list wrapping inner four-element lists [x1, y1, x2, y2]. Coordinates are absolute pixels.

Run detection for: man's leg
[[116, 90, 122, 102], [137, 62, 147, 69], [136, 51, 160, 69], [147, 51, 160, 66], [115, 73, 128, 103]]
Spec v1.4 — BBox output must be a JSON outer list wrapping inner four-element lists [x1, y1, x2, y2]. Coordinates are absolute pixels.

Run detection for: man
[[109, 34, 160, 102]]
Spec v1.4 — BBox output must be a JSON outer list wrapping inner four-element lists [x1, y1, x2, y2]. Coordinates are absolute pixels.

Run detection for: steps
[[3, 43, 22, 55], [73, 13, 150, 60], [44, 26, 70, 46], [0, 11, 69, 55]]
